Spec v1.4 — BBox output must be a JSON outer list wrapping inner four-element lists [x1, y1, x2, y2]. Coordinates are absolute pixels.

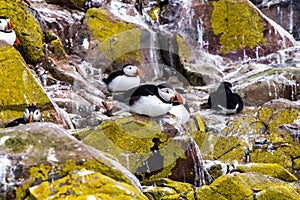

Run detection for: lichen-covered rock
[[0, 0, 44, 63], [80, 116, 205, 186], [236, 163, 297, 182], [0, 123, 143, 199], [196, 172, 300, 200], [255, 185, 300, 200], [143, 178, 195, 200], [48, 39, 67, 59], [84, 8, 142, 68], [0, 46, 51, 124], [29, 168, 147, 200]]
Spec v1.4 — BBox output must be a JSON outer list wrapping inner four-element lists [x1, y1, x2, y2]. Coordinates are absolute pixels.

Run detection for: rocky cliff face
[[0, 0, 300, 199]]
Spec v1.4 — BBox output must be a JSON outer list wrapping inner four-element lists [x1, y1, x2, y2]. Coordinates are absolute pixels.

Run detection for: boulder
[[196, 172, 300, 200], [0, 122, 145, 199], [80, 116, 205, 186], [0, 46, 56, 126]]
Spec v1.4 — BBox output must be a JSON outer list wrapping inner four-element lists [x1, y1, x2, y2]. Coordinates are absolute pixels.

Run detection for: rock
[[82, 8, 143, 69], [196, 172, 300, 200], [0, 0, 44, 63], [255, 185, 300, 200], [0, 123, 144, 199], [234, 67, 299, 106], [142, 178, 195, 200], [29, 168, 147, 199], [0, 46, 58, 125], [236, 163, 298, 182], [80, 116, 205, 186]]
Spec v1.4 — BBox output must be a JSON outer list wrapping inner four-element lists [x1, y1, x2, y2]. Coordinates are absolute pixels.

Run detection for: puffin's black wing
[[5, 118, 26, 128], [129, 85, 158, 105], [227, 93, 243, 112], [102, 70, 124, 84]]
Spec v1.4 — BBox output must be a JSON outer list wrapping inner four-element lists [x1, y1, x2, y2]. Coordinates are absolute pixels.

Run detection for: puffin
[[114, 84, 176, 117], [0, 17, 20, 45], [103, 64, 143, 92], [168, 89, 191, 124], [5, 106, 41, 128], [208, 82, 243, 114]]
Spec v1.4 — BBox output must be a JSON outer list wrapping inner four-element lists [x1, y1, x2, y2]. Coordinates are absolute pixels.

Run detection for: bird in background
[[113, 84, 176, 117], [0, 16, 20, 45], [5, 105, 41, 128], [103, 64, 143, 92], [208, 81, 243, 115]]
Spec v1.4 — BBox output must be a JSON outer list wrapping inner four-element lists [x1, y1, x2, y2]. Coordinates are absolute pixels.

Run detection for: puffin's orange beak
[[15, 37, 20, 45], [9, 21, 14, 30], [171, 96, 175, 102], [138, 68, 143, 77], [175, 92, 184, 103], [29, 112, 33, 123]]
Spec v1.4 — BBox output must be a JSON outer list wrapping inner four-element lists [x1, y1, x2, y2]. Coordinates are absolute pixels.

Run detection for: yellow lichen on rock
[[85, 8, 142, 64], [29, 168, 148, 200], [0, 46, 50, 123]]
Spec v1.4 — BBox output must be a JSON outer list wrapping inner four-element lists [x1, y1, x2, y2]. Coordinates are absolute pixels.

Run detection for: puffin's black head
[[23, 106, 41, 123]]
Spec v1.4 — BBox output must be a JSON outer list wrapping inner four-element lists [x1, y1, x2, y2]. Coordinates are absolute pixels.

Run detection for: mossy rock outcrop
[[0, 123, 144, 199], [236, 163, 297, 182], [196, 172, 300, 200], [0, 0, 44, 63], [29, 168, 147, 200], [0, 46, 51, 125], [142, 178, 195, 200], [85, 8, 142, 67], [80, 116, 204, 186]]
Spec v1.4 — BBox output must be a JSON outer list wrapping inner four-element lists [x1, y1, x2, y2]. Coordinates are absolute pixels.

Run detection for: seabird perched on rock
[[114, 84, 176, 117], [0, 16, 20, 45], [103, 64, 143, 92], [5, 105, 41, 127], [208, 81, 243, 114]]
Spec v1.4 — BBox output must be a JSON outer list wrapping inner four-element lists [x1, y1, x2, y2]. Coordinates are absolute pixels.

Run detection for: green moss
[[48, 39, 66, 59], [4, 137, 27, 153], [236, 163, 297, 182], [0, 0, 44, 63], [85, 8, 142, 63], [211, 0, 265, 54]]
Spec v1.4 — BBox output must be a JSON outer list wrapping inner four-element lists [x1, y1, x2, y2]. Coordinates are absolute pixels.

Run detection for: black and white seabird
[[0, 17, 20, 45], [169, 90, 191, 124], [5, 106, 41, 127], [208, 82, 243, 114], [103, 64, 143, 92], [115, 84, 176, 117]]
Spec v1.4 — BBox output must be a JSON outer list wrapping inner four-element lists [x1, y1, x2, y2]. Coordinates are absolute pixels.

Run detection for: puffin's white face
[[158, 87, 176, 102], [123, 65, 142, 77], [0, 18, 12, 31], [23, 107, 41, 122]]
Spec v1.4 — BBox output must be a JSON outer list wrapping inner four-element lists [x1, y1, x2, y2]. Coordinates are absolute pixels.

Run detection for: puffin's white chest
[[130, 95, 172, 117], [0, 30, 16, 46], [169, 104, 190, 124], [108, 75, 140, 92]]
